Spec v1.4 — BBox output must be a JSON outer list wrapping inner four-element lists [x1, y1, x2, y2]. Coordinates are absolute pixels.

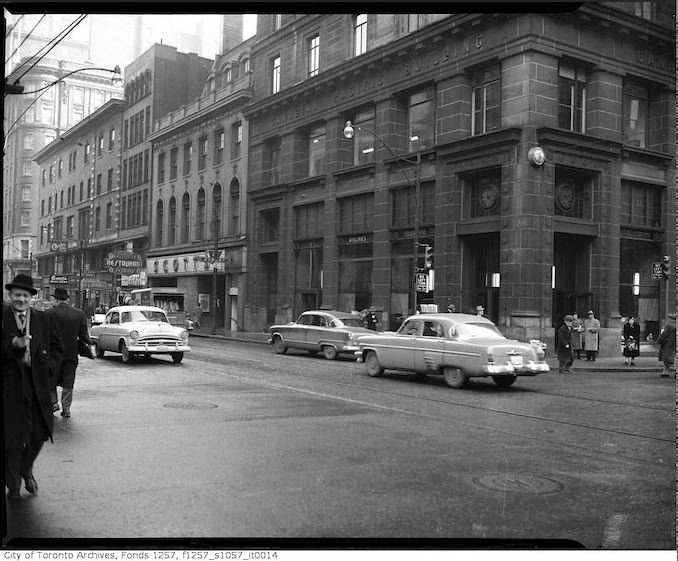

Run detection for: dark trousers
[[5, 386, 47, 493]]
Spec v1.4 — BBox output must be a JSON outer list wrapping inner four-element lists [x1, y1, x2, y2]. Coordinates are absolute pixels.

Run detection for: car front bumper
[[482, 361, 549, 375], [128, 341, 191, 353]]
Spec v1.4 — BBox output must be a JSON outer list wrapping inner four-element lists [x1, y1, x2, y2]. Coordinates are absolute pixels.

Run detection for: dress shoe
[[23, 474, 38, 495], [52, 402, 60, 413], [61, 409, 70, 417], [7, 489, 20, 500]]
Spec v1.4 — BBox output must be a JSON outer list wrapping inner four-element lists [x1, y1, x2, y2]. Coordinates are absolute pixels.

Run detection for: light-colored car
[[269, 310, 377, 360], [90, 305, 190, 363], [354, 313, 549, 388]]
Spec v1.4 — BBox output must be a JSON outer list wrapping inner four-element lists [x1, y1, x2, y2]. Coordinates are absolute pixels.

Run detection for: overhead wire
[[5, 13, 24, 37], [13, 14, 88, 84], [5, 14, 46, 65]]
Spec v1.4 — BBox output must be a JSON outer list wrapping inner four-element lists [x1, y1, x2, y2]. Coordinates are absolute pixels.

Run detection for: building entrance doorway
[[262, 253, 278, 326], [552, 233, 592, 326], [463, 233, 499, 322]]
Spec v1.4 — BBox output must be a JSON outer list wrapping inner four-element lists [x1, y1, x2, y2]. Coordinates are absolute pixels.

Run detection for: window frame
[[308, 34, 320, 77], [354, 14, 368, 56]]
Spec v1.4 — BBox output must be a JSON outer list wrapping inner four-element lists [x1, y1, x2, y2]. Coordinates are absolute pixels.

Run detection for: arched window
[[228, 178, 240, 235], [225, 67, 232, 83], [181, 192, 190, 243], [196, 188, 206, 240], [213, 183, 222, 237], [144, 70, 152, 95], [168, 196, 177, 245], [156, 200, 164, 246], [242, 58, 250, 74]]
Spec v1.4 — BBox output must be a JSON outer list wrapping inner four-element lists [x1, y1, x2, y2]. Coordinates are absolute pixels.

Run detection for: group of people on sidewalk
[[557, 309, 676, 376], [3, 274, 92, 501]]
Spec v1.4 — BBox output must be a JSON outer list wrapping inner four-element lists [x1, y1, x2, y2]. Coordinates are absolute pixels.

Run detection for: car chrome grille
[[136, 336, 183, 345]]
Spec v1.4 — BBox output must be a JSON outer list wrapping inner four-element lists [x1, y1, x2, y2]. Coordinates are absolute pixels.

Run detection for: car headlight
[[129, 330, 139, 340], [180, 330, 188, 340]]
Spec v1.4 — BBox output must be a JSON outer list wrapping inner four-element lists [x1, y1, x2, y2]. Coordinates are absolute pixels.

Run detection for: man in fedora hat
[[49, 287, 93, 417], [2, 274, 63, 500]]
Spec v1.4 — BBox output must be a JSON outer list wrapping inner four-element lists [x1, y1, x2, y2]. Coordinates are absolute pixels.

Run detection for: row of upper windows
[[125, 70, 152, 105], [260, 63, 668, 184], [39, 129, 117, 185], [41, 168, 116, 216], [267, 14, 449, 94], [156, 122, 242, 184], [153, 181, 241, 246]]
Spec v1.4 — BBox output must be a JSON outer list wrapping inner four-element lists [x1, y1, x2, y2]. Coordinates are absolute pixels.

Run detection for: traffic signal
[[424, 245, 434, 269], [661, 255, 670, 279]]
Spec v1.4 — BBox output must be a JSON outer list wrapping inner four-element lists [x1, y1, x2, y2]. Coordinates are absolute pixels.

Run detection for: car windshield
[[121, 310, 169, 323], [333, 317, 365, 328], [454, 322, 504, 340]]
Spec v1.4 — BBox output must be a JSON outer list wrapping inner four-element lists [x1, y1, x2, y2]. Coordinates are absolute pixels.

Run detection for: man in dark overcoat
[[49, 287, 92, 417], [556, 315, 574, 374], [2, 274, 63, 500]]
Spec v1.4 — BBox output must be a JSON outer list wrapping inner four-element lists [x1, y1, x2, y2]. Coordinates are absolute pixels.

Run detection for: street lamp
[[343, 120, 423, 312]]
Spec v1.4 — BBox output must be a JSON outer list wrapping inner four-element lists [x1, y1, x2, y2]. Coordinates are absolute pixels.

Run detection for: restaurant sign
[[105, 251, 143, 274]]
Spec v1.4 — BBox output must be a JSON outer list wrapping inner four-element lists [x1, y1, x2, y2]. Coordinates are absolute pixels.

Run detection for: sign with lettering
[[415, 272, 429, 293], [105, 251, 143, 274], [651, 262, 663, 280], [49, 275, 69, 285], [49, 241, 76, 252]]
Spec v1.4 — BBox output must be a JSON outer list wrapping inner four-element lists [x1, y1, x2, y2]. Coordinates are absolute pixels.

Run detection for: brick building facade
[[242, 7, 675, 355]]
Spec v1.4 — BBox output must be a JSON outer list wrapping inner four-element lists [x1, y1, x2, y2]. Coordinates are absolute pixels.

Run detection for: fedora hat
[[5, 274, 38, 295], [52, 287, 69, 300]]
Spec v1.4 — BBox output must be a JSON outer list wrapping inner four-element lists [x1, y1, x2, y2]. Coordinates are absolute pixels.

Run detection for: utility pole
[[211, 200, 220, 335]]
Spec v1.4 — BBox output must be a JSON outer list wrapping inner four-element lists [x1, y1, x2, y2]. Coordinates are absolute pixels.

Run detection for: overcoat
[[571, 318, 584, 350], [583, 317, 600, 351], [2, 305, 63, 449], [49, 302, 92, 386], [556, 324, 573, 362], [656, 324, 676, 365], [622, 321, 641, 358]]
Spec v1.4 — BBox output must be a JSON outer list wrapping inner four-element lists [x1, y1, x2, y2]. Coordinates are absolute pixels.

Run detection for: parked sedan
[[354, 313, 549, 388], [269, 310, 376, 360], [90, 305, 191, 363]]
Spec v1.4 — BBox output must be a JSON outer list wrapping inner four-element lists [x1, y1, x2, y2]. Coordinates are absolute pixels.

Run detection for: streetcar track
[[190, 341, 673, 411], [188, 343, 674, 444]]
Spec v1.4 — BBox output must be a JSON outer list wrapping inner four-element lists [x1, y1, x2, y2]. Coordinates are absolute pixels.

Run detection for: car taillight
[[130, 330, 139, 340], [487, 350, 494, 364]]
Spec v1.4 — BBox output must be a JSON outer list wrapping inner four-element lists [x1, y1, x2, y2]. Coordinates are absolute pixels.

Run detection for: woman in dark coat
[[622, 316, 641, 366]]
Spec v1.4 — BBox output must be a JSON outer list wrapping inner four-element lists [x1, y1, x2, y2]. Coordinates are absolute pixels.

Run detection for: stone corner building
[[242, 7, 675, 356]]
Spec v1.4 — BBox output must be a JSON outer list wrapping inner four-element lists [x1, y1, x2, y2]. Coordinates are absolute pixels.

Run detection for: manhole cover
[[164, 402, 218, 410], [472, 474, 563, 495]]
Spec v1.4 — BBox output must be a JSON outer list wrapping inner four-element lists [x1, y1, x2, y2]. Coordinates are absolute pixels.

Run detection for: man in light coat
[[583, 310, 600, 361]]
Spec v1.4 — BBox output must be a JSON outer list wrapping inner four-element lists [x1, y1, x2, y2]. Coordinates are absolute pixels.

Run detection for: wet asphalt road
[[4, 337, 675, 548]]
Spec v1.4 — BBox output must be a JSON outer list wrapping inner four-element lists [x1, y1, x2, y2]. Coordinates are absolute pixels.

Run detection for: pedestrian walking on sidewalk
[[556, 315, 574, 374], [656, 314, 675, 377], [622, 316, 640, 366], [583, 310, 600, 361], [571, 313, 584, 359], [48, 287, 93, 417], [2, 274, 63, 500], [192, 302, 202, 330]]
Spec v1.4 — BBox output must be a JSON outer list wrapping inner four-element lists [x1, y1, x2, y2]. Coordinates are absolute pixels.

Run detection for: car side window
[[122, 312, 131, 323], [401, 320, 420, 336], [315, 316, 326, 327], [423, 321, 444, 337], [297, 315, 311, 326], [109, 312, 119, 324]]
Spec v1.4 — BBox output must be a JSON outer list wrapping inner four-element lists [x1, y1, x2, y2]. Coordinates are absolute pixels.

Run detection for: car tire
[[322, 345, 338, 360], [492, 374, 517, 388], [94, 342, 105, 358], [171, 352, 184, 364], [365, 351, 384, 377], [120, 341, 132, 364], [272, 335, 287, 354], [443, 366, 467, 388]]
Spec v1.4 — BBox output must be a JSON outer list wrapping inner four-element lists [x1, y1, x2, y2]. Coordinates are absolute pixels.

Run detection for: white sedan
[[90, 305, 191, 363]]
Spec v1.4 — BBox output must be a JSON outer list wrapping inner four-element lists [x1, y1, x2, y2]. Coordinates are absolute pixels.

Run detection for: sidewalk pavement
[[189, 328, 669, 374]]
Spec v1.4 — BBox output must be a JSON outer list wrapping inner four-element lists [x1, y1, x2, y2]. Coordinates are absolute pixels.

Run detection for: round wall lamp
[[528, 146, 546, 166]]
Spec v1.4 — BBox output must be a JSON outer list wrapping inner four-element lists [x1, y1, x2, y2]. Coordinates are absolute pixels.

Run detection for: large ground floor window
[[619, 238, 661, 340], [338, 241, 372, 312]]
